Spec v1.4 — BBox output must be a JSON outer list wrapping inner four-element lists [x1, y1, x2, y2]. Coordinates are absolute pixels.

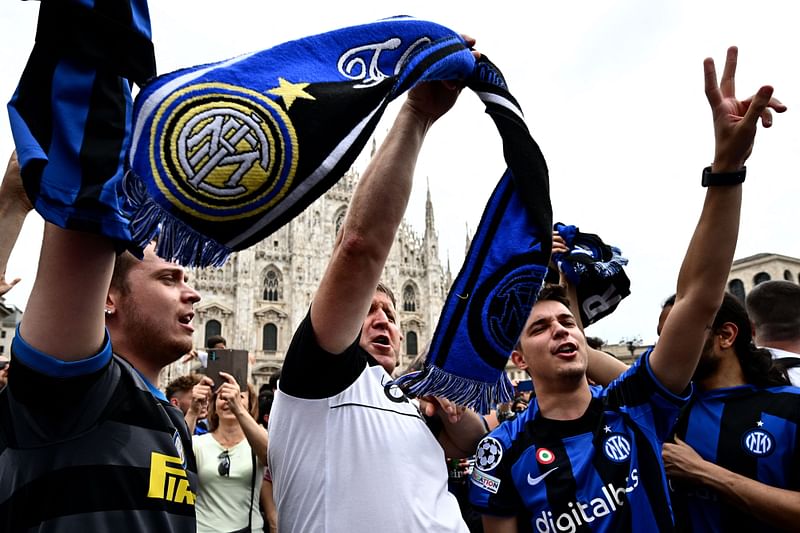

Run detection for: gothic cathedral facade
[[183, 168, 451, 388]]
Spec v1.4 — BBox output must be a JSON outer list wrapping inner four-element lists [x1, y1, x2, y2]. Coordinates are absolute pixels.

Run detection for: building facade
[[727, 253, 800, 301], [171, 168, 451, 389]]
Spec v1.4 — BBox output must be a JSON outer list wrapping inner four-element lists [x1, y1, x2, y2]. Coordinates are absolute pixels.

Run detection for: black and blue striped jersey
[[469, 351, 688, 532], [0, 330, 198, 532], [671, 384, 800, 532]]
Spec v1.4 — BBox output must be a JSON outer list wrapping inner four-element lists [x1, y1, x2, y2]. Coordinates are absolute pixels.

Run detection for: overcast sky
[[1, 0, 798, 347]]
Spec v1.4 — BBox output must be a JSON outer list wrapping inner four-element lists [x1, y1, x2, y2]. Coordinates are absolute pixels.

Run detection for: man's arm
[[310, 41, 475, 354], [663, 437, 800, 531], [0, 153, 32, 296], [2, 151, 114, 360], [420, 396, 487, 458], [650, 46, 786, 393]]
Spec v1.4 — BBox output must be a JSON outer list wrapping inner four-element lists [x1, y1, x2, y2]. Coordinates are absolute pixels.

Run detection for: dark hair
[[712, 292, 788, 387], [662, 294, 676, 308], [257, 390, 274, 428], [206, 335, 227, 349], [537, 284, 571, 309], [746, 281, 800, 342], [165, 374, 201, 400], [110, 251, 140, 295], [376, 282, 396, 309]]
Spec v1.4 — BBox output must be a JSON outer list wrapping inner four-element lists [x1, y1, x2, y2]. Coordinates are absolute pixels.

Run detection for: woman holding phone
[[193, 371, 268, 533]]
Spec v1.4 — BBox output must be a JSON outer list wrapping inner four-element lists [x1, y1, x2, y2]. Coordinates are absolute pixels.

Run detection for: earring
[[104, 308, 114, 316]]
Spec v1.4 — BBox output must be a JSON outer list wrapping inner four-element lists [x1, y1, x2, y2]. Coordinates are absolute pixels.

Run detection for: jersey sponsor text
[[147, 451, 196, 505], [534, 469, 639, 532]]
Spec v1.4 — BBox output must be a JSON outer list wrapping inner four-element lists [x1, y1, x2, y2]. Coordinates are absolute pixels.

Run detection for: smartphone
[[205, 349, 249, 390], [516, 379, 534, 392]]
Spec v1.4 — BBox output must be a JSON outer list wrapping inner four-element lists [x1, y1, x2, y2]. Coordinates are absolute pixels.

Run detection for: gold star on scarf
[[267, 78, 315, 109]]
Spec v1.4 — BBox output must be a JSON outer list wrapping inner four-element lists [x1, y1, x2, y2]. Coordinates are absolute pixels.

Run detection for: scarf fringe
[[122, 171, 232, 267], [394, 365, 515, 415]]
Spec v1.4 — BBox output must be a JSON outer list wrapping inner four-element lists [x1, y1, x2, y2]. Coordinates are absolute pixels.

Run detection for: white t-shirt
[[193, 433, 265, 533], [269, 314, 468, 533], [767, 347, 800, 387]]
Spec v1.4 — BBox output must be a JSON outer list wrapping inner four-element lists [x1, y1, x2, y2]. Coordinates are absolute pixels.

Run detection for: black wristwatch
[[701, 166, 746, 187]]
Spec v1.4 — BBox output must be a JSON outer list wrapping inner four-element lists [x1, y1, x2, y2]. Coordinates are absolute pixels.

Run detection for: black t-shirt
[[279, 309, 380, 399]]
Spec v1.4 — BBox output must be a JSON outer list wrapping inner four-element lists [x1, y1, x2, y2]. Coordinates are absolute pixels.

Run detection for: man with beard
[[469, 46, 786, 533], [588, 293, 800, 532], [0, 151, 203, 530], [661, 293, 800, 532]]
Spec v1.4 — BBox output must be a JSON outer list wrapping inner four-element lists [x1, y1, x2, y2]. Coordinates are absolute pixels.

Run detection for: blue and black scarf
[[8, 0, 154, 240], [8, 9, 552, 413], [552, 222, 630, 326]]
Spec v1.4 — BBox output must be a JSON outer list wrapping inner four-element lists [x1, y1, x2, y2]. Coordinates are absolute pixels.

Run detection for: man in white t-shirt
[[268, 42, 487, 533], [746, 280, 800, 385]]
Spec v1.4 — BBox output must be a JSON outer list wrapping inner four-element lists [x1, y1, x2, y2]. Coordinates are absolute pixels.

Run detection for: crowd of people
[[0, 31, 798, 533]]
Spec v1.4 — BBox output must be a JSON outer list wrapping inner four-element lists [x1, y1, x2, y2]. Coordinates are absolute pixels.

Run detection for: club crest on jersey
[[173, 430, 187, 468], [536, 447, 555, 465], [476, 436, 504, 471], [383, 381, 409, 404], [602, 433, 632, 462], [741, 428, 774, 457]]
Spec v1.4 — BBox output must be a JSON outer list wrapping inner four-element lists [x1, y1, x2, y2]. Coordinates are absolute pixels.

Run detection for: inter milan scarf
[[552, 222, 630, 326], [124, 16, 477, 265], [9, 11, 553, 412], [395, 58, 552, 414], [8, 0, 154, 240]]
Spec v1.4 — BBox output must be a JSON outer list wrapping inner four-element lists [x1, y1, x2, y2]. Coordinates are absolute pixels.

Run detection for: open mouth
[[372, 335, 390, 347], [554, 342, 578, 356]]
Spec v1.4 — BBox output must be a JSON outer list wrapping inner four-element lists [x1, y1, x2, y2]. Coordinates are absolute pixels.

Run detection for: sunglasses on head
[[218, 450, 230, 477]]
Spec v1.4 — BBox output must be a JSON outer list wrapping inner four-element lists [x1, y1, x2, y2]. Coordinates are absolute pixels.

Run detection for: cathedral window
[[334, 208, 347, 238], [264, 269, 282, 301], [263, 323, 278, 352], [205, 320, 222, 344], [784, 269, 793, 281], [403, 284, 417, 312], [406, 331, 418, 356]]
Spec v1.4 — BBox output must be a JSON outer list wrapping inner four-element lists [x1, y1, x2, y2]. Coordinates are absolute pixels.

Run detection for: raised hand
[[705, 46, 787, 171], [404, 35, 478, 124], [217, 371, 246, 416], [189, 375, 214, 418]]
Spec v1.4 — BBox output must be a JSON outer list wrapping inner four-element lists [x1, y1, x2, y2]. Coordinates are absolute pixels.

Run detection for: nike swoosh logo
[[527, 467, 558, 486]]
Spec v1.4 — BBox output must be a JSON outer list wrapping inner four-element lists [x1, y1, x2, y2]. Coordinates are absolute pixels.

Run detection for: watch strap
[[701, 166, 746, 187]]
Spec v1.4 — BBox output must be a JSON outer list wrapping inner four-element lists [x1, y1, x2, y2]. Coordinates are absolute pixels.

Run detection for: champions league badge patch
[[476, 436, 504, 472], [125, 17, 477, 266]]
